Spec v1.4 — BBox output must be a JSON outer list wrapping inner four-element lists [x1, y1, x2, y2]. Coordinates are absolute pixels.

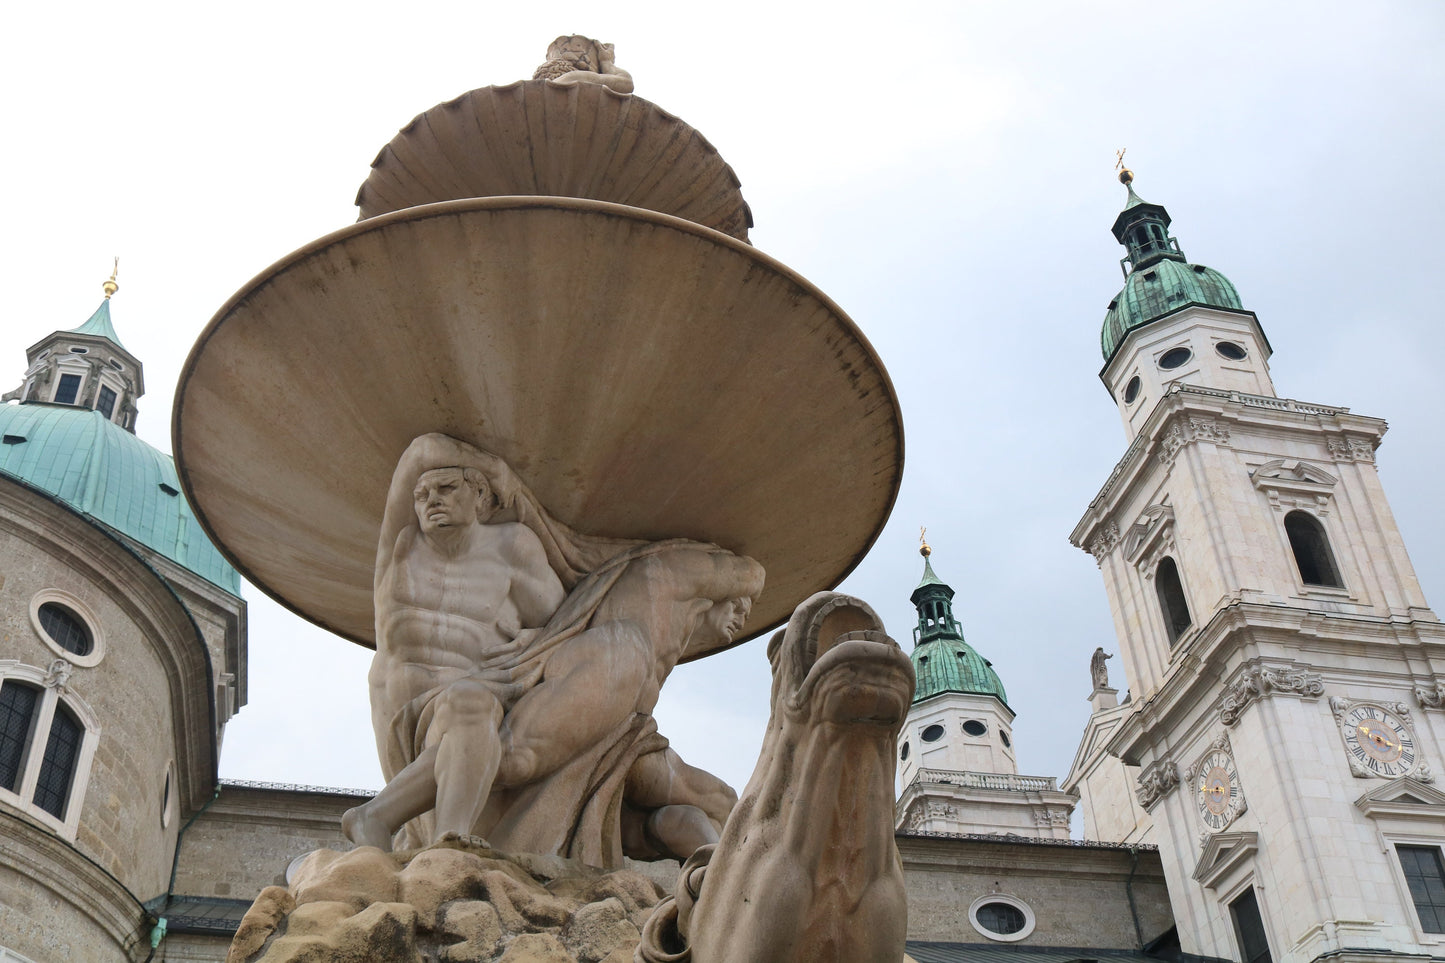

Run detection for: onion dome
[[908, 546, 1007, 706], [1100, 170, 1245, 361]]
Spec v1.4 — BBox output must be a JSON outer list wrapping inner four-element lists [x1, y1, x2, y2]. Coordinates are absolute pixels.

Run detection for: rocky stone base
[[225, 835, 664, 963]]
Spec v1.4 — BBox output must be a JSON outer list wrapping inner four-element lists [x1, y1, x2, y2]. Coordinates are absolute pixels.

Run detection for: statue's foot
[[432, 831, 492, 852], [341, 806, 395, 850]]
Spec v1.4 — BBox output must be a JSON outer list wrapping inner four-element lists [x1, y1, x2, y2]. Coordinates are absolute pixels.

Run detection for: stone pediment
[[1355, 777, 1445, 822], [1251, 459, 1337, 513], [1192, 831, 1258, 889], [1123, 504, 1175, 575]]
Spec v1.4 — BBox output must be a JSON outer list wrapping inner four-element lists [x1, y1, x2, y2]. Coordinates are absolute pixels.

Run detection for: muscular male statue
[[532, 35, 634, 93], [343, 434, 762, 858]]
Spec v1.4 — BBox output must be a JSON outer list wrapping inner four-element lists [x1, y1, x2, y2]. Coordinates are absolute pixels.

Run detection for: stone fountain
[[174, 37, 912, 963]]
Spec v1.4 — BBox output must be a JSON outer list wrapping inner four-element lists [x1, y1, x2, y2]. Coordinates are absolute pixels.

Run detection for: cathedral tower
[[1071, 168, 1445, 963], [896, 542, 1075, 838]]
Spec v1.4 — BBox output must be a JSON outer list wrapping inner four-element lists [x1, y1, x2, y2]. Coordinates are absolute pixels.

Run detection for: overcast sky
[[3, 2, 1442, 813]]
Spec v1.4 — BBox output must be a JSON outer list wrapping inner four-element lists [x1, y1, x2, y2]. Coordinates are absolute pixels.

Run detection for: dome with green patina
[[1100, 181, 1246, 362], [908, 553, 1008, 706], [0, 402, 240, 593]]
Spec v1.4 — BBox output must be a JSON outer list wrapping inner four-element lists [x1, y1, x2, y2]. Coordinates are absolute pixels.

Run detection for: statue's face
[[549, 35, 596, 70], [414, 468, 483, 534], [698, 596, 752, 647]]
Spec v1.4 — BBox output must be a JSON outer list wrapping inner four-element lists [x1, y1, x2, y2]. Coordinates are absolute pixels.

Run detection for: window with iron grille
[[0, 682, 39, 793], [33, 704, 82, 819], [1398, 845, 1445, 933], [37, 603, 92, 657]]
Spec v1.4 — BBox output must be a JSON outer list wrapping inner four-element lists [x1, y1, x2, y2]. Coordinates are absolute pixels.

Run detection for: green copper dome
[[908, 554, 1008, 706], [1100, 181, 1245, 362], [67, 299, 127, 349], [0, 402, 240, 593], [1101, 258, 1243, 359]]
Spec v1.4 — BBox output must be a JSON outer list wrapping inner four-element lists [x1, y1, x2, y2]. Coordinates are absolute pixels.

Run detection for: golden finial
[[1115, 148, 1133, 186], [102, 257, 119, 300], [919, 526, 931, 557]]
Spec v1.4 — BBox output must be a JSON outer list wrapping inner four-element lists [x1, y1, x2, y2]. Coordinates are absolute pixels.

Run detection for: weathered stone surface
[[228, 841, 664, 963]]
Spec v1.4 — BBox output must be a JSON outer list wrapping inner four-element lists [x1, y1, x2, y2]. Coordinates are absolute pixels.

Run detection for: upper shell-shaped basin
[[173, 197, 900, 655], [355, 80, 753, 242]]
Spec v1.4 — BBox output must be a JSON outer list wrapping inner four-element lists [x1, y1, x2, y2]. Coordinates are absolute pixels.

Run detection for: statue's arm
[[683, 550, 765, 605], [376, 436, 435, 580], [554, 44, 634, 93]]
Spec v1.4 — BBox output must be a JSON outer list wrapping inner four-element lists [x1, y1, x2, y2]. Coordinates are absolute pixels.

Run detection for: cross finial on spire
[[919, 526, 931, 557], [1115, 148, 1134, 186], [103, 257, 120, 300]]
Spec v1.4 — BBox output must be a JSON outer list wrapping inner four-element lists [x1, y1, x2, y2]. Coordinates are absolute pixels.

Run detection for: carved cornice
[[1250, 458, 1337, 514], [1326, 435, 1377, 463], [1219, 662, 1325, 727], [1085, 520, 1121, 566], [1157, 416, 1231, 471], [1136, 757, 1180, 810], [1192, 831, 1258, 889]]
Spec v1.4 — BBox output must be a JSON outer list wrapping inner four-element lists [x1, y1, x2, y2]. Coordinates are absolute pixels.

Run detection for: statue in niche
[[1091, 646, 1114, 690], [342, 434, 762, 867], [532, 34, 634, 93]]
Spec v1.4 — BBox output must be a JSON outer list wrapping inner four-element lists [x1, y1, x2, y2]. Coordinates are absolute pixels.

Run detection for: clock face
[[1196, 749, 1244, 832], [1342, 704, 1416, 777]]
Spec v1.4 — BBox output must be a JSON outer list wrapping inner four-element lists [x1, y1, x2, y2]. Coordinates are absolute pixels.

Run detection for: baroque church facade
[[1, 168, 1443, 962]]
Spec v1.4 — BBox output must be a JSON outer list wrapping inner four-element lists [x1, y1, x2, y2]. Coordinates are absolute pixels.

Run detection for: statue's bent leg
[[342, 745, 442, 850], [497, 621, 650, 787], [625, 747, 739, 859], [432, 679, 506, 842]]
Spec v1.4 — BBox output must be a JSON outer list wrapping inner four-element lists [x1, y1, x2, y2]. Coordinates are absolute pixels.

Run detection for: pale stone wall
[[0, 487, 193, 901], [898, 834, 1173, 947], [172, 783, 365, 899], [898, 691, 1017, 787]]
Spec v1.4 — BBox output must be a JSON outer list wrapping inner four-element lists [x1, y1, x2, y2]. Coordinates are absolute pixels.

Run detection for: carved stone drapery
[[1219, 663, 1325, 727], [1136, 758, 1181, 810], [1416, 683, 1445, 710], [1157, 416, 1232, 471]]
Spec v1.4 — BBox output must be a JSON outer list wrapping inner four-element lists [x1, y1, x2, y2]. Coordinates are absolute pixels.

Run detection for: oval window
[[962, 720, 988, 737], [1215, 341, 1247, 360], [900, 741, 910, 761], [38, 602, 93, 657], [1159, 347, 1192, 369], [1000, 730, 1012, 747], [976, 902, 1027, 935], [1122, 376, 1141, 404], [921, 724, 945, 743]]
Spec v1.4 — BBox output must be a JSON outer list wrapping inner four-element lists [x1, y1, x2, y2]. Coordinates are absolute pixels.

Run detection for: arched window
[[0, 681, 40, 793], [1284, 511, 1343, 588], [1155, 557, 1192, 645], [0, 666, 97, 831]]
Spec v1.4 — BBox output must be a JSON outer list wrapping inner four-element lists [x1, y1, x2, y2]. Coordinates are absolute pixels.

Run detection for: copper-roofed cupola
[[907, 537, 1008, 707], [2, 261, 145, 433], [1098, 160, 1276, 441]]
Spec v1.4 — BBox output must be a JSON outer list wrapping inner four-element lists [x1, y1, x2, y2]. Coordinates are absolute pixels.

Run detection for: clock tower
[[1070, 167, 1445, 963]]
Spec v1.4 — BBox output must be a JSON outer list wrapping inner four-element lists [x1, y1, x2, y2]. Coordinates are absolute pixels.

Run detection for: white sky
[[2, 2, 1442, 807]]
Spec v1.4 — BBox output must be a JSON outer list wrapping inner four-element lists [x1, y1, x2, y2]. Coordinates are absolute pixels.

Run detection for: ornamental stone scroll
[[1219, 662, 1325, 727], [1136, 757, 1181, 810]]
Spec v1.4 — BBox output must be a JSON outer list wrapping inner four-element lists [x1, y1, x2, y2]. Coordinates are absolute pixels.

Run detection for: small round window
[[30, 590, 104, 666], [921, 724, 945, 743], [1215, 341, 1247, 360], [900, 741, 910, 761], [969, 894, 1036, 942], [977, 902, 1026, 935], [1122, 376, 1141, 404], [962, 720, 988, 737], [38, 602, 92, 656], [1158, 347, 1192, 369], [1000, 730, 1012, 747]]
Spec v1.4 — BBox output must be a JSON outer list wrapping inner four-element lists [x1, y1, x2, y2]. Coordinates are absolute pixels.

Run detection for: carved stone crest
[[1415, 683, 1445, 710], [1219, 662, 1325, 726], [1086, 520, 1121, 565], [1326, 436, 1376, 463], [1157, 416, 1231, 470]]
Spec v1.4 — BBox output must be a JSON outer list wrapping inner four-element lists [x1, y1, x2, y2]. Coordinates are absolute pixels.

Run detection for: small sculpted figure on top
[[343, 433, 761, 865], [533, 35, 635, 93], [1091, 646, 1114, 690], [638, 592, 916, 963]]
